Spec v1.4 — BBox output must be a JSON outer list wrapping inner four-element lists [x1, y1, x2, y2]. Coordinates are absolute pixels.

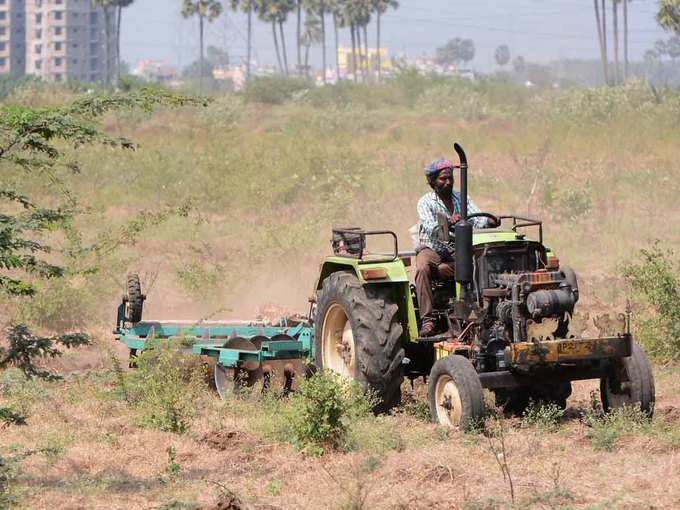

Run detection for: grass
[[1, 357, 679, 508]]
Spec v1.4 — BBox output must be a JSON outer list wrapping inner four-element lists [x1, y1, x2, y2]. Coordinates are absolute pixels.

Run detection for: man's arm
[[417, 195, 441, 241]]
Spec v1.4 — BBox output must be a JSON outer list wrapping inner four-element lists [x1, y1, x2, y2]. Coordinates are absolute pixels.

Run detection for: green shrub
[[158, 445, 182, 485], [284, 370, 373, 454], [521, 401, 565, 432], [243, 76, 309, 105], [584, 405, 651, 451], [621, 244, 680, 360], [128, 341, 207, 433], [14, 279, 92, 333]]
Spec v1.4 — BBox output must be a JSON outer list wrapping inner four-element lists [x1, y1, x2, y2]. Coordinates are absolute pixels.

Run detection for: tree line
[[180, 0, 399, 85]]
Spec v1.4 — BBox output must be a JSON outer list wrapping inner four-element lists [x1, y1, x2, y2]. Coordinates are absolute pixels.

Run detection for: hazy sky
[[121, 0, 670, 71]]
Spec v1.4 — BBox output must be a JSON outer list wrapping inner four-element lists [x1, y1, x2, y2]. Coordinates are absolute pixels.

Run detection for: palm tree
[[657, 0, 680, 35], [300, 14, 322, 80], [613, 0, 620, 85], [593, 0, 609, 84], [372, 0, 398, 82], [92, 0, 115, 86], [256, 0, 294, 76], [112, 0, 134, 84], [329, 0, 342, 80], [623, 0, 628, 80], [181, 0, 223, 90], [296, 0, 302, 75], [230, 0, 254, 81], [304, 0, 328, 83]]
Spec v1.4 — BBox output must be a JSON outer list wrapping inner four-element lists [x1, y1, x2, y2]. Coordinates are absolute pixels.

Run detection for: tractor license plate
[[509, 335, 632, 366]]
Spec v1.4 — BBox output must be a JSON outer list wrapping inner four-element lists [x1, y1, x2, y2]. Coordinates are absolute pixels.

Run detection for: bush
[[584, 404, 651, 451], [243, 76, 309, 105], [621, 244, 680, 360], [128, 341, 207, 433], [284, 370, 373, 454], [521, 400, 565, 432]]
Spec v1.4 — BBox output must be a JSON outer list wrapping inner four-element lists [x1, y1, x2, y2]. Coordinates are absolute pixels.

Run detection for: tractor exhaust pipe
[[453, 143, 473, 285]]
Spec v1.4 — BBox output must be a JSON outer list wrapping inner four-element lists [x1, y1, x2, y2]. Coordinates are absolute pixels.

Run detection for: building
[[1, 0, 115, 83], [337, 47, 391, 77], [132, 59, 179, 85], [0, 0, 26, 78]]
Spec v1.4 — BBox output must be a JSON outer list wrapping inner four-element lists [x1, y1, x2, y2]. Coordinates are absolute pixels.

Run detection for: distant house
[[212, 65, 246, 91], [132, 59, 179, 85], [337, 47, 391, 77]]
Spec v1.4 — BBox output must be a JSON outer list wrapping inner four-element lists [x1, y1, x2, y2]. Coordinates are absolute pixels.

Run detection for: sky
[[120, 0, 671, 72]]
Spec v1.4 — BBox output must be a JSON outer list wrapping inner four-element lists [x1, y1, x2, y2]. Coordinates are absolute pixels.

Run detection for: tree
[[255, 0, 295, 76], [91, 0, 116, 86], [593, 0, 609, 84], [372, 0, 398, 82], [305, 0, 329, 83], [181, 0, 223, 91], [658, 0, 680, 35], [613, 0, 620, 85], [230, 0, 255, 80], [114, 0, 135, 84], [512, 55, 526, 74], [623, 0, 628, 80], [436, 37, 475, 68], [300, 14, 322, 80], [183, 45, 229, 78], [330, 0, 342, 80], [494, 44, 510, 68]]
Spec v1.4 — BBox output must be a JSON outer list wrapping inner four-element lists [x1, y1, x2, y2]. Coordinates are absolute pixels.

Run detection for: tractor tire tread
[[315, 272, 405, 413]]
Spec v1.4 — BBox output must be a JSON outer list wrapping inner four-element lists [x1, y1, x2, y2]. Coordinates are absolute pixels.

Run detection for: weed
[[521, 400, 565, 432], [265, 479, 282, 496], [243, 75, 308, 104], [396, 396, 431, 422], [282, 370, 373, 454], [485, 408, 515, 505], [106, 348, 131, 405], [128, 341, 207, 433], [158, 446, 182, 485], [584, 405, 652, 452]]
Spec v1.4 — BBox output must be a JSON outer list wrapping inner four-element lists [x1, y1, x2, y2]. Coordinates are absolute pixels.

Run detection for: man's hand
[[450, 213, 462, 224]]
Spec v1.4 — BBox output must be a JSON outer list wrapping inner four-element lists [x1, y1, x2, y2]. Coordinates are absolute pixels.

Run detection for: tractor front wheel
[[314, 272, 404, 413], [428, 355, 485, 430], [600, 341, 655, 417]]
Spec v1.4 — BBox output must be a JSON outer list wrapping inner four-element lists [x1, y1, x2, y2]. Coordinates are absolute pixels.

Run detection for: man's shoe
[[419, 321, 437, 337]]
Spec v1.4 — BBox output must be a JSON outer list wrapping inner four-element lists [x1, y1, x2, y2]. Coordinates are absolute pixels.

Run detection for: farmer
[[414, 158, 495, 337]]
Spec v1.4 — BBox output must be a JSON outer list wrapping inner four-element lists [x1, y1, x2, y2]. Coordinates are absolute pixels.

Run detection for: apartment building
[[1, 0, 115, 83], [0, 0, 26, 77]]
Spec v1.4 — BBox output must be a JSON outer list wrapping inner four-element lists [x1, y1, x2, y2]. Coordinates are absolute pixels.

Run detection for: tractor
[[312, 143, 655, 428], [115, 143, 655, 429]]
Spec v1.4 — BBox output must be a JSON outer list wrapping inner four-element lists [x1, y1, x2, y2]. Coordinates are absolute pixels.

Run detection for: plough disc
[[213, 358, 312, 400]]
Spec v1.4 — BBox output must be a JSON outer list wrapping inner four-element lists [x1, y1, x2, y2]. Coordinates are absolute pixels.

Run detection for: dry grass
[[2, 343, 679, 509]]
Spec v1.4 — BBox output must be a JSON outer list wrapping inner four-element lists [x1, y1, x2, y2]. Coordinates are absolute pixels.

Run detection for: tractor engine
[[467, 244, 580, 371]]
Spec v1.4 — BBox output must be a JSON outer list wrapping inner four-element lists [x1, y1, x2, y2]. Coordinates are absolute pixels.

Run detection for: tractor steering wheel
[[466, 212, 501, 228]]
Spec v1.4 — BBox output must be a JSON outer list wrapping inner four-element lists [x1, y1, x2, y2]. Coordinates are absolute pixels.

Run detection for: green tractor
[[312, 143, 655, 429]]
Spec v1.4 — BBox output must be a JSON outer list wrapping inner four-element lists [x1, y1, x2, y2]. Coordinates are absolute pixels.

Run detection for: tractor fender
[[313, 257, 419, 343]]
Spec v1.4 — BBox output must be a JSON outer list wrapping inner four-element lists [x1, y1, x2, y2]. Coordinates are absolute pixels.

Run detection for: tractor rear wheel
[[600, 341, 655, 417], [125, 273, 144, 323], [428, 355, 485, 430], [314, 272, 404, 413]]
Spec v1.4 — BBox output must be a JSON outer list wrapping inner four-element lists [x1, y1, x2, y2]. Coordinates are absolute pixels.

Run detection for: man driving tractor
[[415, 158, 497, 337]]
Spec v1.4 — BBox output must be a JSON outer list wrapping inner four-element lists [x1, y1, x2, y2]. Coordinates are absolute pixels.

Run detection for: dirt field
[[2, 337, 678, 510]]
